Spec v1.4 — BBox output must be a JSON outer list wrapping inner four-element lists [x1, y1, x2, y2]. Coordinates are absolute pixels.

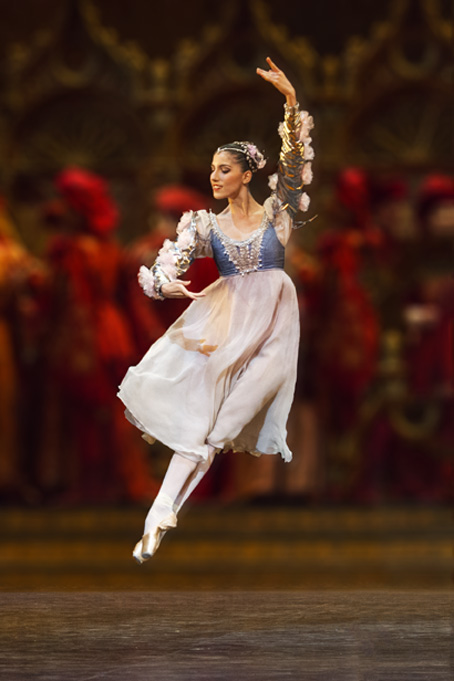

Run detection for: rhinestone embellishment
[[209, 211, 268, 275]]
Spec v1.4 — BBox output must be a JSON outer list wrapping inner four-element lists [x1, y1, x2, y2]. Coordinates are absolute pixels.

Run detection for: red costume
[[314, 169, 380, 433], [41, 168, 157, 502], [0, 200, 44, 500], [356, 174, 454, 502]]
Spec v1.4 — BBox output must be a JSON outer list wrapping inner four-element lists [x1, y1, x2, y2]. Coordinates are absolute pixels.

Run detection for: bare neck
[[218, 190, 264, 238], [226, 189, 262, 222]]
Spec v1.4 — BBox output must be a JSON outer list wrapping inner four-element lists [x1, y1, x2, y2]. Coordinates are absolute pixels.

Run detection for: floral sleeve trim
[[137, 211, 198, 300], [268, 102, 314, 221]]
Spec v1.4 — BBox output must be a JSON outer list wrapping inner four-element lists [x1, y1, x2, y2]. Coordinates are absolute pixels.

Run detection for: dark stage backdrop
[[0, 0, 453, 505]]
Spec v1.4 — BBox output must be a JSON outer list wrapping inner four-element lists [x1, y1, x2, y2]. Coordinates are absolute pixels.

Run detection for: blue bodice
[[210, 219, 285, 277]]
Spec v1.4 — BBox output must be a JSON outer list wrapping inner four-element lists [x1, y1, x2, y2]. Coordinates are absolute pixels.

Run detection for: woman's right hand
[[256, 57, 297, 107], [161, 280, 206, 300]]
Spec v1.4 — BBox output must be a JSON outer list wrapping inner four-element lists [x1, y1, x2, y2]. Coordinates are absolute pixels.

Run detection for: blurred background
[[0, 0, 453, 589]]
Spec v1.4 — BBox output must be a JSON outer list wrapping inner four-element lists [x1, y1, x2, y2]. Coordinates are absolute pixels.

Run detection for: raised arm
[[137, 211, 208, 301], [256, 56, 297, 108], [257, 57, 314, 219]]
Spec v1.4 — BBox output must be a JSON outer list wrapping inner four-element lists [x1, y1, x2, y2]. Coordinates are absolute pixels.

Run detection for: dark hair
[[217, 141, 267, 174]]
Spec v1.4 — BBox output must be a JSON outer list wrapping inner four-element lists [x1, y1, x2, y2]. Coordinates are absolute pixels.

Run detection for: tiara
[[218, 142, 267, 172]]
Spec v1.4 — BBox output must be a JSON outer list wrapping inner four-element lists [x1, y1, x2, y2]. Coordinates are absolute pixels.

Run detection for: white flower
[[138, 265, 157, 298], [160, 239, 174, 254], [176, 228, 193, 249], [156, 246, 178, 279], [247, 143, 267, 170], [302, 162, 313, 185], [304, 143, 315, 161], [176, 211, 193, 235], [298, 192, 311, 212], [157, 249, 176, 267], [160, 262, 177, 279], [268, 173, 278, 191], [299, 111, 314, 141]]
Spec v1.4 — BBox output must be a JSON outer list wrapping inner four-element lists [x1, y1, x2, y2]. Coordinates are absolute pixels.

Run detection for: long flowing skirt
[[117, 269, 300, 462]]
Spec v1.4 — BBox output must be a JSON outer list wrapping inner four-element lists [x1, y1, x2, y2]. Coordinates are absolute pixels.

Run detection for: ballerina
[[117, 57, 315, 563]]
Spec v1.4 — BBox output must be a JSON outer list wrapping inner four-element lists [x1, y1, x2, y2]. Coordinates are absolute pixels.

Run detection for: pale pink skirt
[[117, 269, 300, 462]]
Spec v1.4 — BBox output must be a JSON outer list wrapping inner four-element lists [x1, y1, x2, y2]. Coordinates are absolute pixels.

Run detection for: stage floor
[[0, 590, 452, 680]]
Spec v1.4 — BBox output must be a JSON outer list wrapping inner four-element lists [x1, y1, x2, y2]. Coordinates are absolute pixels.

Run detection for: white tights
[[143, 446, 216, 536]]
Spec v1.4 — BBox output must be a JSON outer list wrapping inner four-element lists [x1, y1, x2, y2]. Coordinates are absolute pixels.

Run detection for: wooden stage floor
[[1, 590, 452, 680], [1, 505, 452, 678]]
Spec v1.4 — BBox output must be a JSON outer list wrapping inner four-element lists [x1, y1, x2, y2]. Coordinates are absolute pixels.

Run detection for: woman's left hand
[[256, 57, 296, 107], [161, 280, 206, 300]]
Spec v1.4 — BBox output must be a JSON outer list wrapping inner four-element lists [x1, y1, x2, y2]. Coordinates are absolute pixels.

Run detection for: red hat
[[335, 167, 370, 220], [55, 167, 118, 236], [154, 184, 211, 217]]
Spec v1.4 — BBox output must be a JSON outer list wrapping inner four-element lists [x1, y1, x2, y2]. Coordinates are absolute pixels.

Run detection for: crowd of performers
[[1, 167, 453, 505]]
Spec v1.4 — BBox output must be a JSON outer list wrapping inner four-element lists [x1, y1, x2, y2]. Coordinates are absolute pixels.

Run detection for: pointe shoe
[[132, 538, 146, 565], [132, 511, 177, 564]]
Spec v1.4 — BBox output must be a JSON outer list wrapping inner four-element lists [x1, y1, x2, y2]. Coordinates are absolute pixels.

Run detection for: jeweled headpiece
[[217, 141, 267, 173]]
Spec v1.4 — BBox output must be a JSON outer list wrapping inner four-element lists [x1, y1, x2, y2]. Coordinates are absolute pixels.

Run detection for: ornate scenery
[[0, 0, 452, 504]]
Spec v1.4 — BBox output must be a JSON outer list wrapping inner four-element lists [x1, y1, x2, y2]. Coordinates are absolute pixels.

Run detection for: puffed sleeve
[[137, 210, 212, 300], [268, 102, 314, 245]]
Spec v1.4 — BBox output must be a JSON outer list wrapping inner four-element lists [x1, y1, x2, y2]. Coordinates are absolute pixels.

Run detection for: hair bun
[[217, 141, 267, 173]]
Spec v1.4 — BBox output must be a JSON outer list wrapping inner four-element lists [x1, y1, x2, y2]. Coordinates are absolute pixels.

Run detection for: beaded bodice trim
[[137, 100, 313, 299], [209, 211, 269, 275]]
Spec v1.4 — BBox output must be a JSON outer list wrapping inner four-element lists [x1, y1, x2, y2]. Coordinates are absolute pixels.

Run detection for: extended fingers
[[266, 56, 280, 72], [185, 290, 206, 300], [177, 281, 206, 299], [256, 67, 271, 80], [256, 68, 280, 85], [161, 279, 206, 299], [257, 57, 284, 86]]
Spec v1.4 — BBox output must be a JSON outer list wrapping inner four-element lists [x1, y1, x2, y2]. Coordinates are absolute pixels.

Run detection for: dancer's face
[[210, 151, 251, 200]]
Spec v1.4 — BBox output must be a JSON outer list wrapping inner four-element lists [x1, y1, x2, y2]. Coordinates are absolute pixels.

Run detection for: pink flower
[[160, 262, 177, 279], [298, 192, 311, 212], [176, 211, 193, 234], [247, 144, 267, 170], [157, 249, 176, 267], [138, 265, 158, 298], [176, 228, 193, 249], [160, 239, 174, 254], [302, 163, 313, 185], [299, 111, 314, 142], [268, 173, 278, 191], [304, 143, 315, 161]]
